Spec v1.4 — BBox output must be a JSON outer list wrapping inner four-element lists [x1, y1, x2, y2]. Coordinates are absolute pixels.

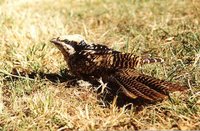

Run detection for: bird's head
[[50, 34, 85, 56]]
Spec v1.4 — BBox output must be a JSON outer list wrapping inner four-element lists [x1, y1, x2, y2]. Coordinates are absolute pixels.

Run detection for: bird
[[50, 34, 186, 102]]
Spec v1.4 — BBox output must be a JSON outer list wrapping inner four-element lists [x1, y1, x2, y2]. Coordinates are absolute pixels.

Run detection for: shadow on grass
[[4, 68, 76, 83], [3, 68, 157, 109]]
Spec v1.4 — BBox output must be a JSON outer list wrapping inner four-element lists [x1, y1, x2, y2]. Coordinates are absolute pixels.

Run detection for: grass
[[0, 0, 200, 130]]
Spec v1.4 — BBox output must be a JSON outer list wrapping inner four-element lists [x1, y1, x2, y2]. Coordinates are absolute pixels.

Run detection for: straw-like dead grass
[[0, 0, 199, 130]]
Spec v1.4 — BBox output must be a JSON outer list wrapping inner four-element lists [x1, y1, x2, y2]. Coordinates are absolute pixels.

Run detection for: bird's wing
[[81, 50, 164, 69], [110, 69, 187, 101]]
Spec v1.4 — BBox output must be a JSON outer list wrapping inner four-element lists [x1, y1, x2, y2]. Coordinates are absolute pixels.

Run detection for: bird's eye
[[61, 39, 70, 43]]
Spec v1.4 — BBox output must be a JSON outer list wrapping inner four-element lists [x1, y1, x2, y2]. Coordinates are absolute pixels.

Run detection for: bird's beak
[[50, 38, 62, 45]]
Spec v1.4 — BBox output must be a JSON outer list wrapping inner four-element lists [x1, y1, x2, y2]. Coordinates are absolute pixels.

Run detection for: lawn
[[0, 0, 199, 130]]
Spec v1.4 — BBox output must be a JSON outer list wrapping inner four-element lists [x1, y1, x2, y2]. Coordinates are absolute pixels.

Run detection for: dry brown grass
[[0, 0, 200, 130]]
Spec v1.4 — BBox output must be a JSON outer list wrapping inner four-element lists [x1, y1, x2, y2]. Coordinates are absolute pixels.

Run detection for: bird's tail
[[111, 69, 187, 102]]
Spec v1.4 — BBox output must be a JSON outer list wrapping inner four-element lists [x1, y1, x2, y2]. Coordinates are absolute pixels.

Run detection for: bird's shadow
[[3, 68, 156, 110]]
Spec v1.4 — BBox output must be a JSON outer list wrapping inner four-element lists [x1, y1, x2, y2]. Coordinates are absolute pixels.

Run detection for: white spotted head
[[50, 34, 85, 56], [57, 34, 85, 44]]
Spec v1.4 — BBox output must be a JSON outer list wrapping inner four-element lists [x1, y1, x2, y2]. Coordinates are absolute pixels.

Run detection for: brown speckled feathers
[[110, 69, 186, 101], [50, 35, 187, 102], [82, 50, 164, 69]]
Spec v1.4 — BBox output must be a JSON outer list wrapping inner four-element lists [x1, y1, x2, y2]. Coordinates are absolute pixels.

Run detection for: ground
[[0, 0, 200, 130]]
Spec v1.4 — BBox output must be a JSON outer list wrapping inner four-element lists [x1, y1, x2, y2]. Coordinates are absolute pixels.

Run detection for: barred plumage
[[111, 69, 186, 101], [50, 34, 186, 102]]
